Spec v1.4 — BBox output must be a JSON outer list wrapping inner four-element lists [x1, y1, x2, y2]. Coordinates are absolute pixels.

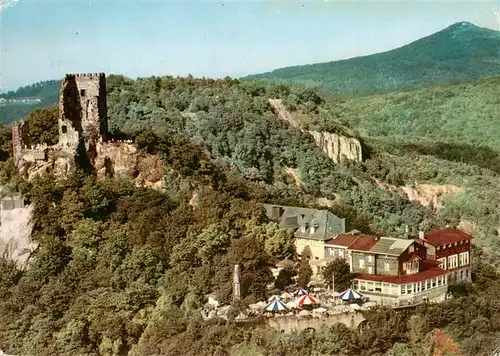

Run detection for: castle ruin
[[12, 73, 164, 188], [58, 73, 108, 165]]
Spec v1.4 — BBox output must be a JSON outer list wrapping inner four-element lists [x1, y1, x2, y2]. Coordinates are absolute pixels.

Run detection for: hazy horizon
[[1, 0, 499, 91]]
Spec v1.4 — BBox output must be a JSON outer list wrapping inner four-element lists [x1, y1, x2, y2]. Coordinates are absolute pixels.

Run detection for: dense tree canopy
[[1, 74, 500, 355]]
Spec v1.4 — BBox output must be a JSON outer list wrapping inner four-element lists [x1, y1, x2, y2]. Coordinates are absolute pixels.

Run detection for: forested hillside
[[0, 80, 60, 124], [2, 77, 500, 354], [320, 75, 500, 257], [1, 75, 500, 355], [103, 75, 447, 238], [248, 22, 500, 95]]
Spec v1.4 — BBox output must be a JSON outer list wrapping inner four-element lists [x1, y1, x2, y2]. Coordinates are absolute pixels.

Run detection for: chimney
[[419, 230, 425, 239], [233, 264, 241, 302]]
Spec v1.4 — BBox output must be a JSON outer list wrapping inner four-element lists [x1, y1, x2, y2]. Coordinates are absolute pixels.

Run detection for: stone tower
[[58, 73, 108, 166]]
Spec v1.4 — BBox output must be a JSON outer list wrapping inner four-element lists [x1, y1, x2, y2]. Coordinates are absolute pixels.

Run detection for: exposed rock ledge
[[0, 203, 37, 269], [268, 99, 362, 164], [309, 130, 363, 164], [19, 141, 164, 190], [374, 178, 464, 210]]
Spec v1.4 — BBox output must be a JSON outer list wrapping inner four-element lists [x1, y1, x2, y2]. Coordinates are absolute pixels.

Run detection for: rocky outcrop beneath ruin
[[374, 178, 464, 210], [95, 142, 165, 190], [268, 99, 362, 164], [0, 204, 37, 269], [17, 141, 165, 190]]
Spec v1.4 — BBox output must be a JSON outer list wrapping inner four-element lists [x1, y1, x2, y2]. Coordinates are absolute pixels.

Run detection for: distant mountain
[[0, 80, 60, 124], [247, 22, 500, 95]]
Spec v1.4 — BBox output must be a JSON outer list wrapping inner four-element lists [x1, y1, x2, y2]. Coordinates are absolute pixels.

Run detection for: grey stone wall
[[267, 312, 366, 333]]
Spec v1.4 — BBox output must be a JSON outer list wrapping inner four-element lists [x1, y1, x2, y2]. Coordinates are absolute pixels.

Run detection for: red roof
[[355, 260, 448, 284], [424, 228, 472, 246], [346, 235, 378, 251], [325, 233, 360, 247]]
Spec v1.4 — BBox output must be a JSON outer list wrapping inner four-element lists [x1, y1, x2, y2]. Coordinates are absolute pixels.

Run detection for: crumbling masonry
[[12, 73, 164, 188]]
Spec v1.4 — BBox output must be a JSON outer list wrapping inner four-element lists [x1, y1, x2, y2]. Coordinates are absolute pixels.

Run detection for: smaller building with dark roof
[[263, 204, 346, 263]]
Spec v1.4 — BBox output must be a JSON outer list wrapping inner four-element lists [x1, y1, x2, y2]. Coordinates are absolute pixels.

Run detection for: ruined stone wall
[[12, 73, 164, 189], [58, 73, 108, 165], [267, 311, 366, 333]]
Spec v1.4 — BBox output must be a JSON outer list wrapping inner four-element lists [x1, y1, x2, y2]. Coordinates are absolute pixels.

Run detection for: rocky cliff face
[[0, 204, 37, 269], [17, 141, 165, 190], [268, 99, 363, 164], [94, 142, 165, 190], [309, 130, 363, 164], [374, 178, 464, 210]]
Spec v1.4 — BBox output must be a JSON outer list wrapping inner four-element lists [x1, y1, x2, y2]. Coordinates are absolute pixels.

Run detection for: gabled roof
[[424, 228, 472, 246], [347, 235, 378, 252], [263, 203, 346, 241], [370, 237, 415, 256], [325, 233, 359, 247]]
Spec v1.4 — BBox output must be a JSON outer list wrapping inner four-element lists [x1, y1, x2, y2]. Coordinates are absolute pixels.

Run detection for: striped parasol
[[293, 288, 309, 297], [264, 299, 288, 312], [338, 288, 363, 301], [295, 294, 318, 306], [267, 294, 283, 303]]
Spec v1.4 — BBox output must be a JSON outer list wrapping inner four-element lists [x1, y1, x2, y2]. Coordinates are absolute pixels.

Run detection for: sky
[[0, 0, 499, 90]]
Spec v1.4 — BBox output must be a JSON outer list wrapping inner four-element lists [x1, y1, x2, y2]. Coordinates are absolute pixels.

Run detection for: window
[[310, 226, 316, 234], [368, 266, 374, 274], [61, 125, 67, 134], [339, 250, 344, 259], [367, 255, 373, 263], [359, 259, 365, 268], [448, 255, 458, 269], [80, 89, 86, 96], [384, 262, 390, 271], [437, 257, 447, 269], [459, 252, 469, 266], [401, 286, 406, 295], [408, 244, 414, 253]]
